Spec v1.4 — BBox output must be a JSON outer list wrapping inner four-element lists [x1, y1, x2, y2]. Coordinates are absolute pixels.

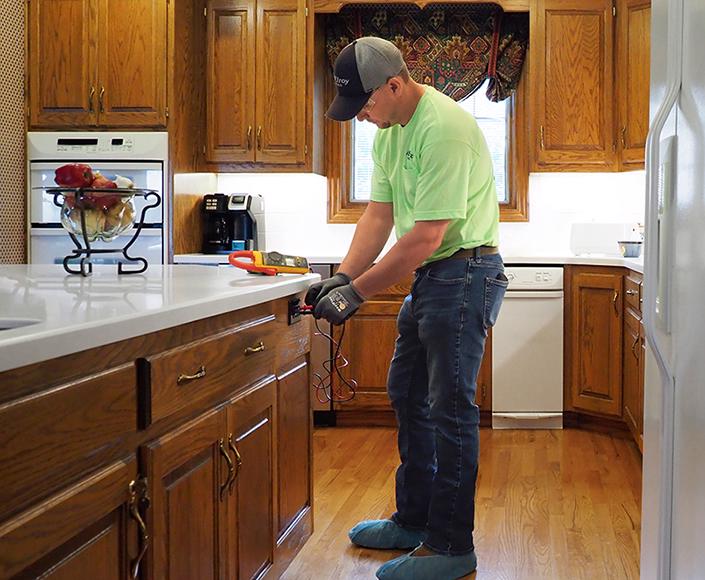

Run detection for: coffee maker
[[202, 193, 265, 254]]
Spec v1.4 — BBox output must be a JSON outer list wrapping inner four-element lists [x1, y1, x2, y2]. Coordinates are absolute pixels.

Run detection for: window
[[325, 71, 528, 223], [351, 80, 510, 204]]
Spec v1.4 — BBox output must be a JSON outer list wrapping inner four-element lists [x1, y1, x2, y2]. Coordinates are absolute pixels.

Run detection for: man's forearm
[[352, 224, 445, 299], [338, 204, 394, 279]]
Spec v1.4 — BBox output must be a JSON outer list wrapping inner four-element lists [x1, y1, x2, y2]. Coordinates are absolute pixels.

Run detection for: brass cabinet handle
[[219, 439, 234, 501], [98, 85, 105, 113], [256, 126, 262, 150], [612, 290, 619, 315], [128, 478, 150, 579], [177, 365, 206, 385], [540, 125, 545, 150], [227, 434, 242, 494], [244, 341, 265, 356], [626, 289, 638, 295], [247, 125, 253, 150], [621, 126, 627, 149], [88, 86, 95, 112]]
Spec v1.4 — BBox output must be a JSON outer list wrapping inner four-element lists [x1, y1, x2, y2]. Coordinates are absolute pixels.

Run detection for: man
[[306, 36, 508, 580]]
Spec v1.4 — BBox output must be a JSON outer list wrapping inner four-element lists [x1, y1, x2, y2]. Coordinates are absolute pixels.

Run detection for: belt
[[449, 246, 500, 259]]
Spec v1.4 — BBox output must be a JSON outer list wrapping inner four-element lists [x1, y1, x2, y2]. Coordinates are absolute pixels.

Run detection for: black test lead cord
[[298, 305, 358, 403]]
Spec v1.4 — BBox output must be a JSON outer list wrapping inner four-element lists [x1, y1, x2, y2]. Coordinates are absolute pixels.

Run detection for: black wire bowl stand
[[42, 187, 161, 277]]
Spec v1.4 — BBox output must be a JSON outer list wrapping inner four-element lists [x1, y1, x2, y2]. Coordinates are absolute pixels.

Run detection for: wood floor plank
[[281, 427, 642, 580]]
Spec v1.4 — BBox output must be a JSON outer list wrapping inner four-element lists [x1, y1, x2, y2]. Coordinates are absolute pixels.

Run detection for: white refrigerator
[[641, 0, 705, 578]]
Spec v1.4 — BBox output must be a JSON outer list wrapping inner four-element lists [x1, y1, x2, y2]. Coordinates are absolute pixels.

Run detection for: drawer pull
[[177, 365, 206, 384], [626, 289, 638, 296], [612, 290, 619, 315], [632, 334, 640, 358], [244, 341, 265, 356], [219, 439, 234, 501], [128, 478, 150, 579], [227, 434, 242, 494]]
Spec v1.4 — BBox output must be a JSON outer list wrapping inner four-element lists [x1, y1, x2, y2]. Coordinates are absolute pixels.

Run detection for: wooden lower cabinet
[[567, 266, 624, 416], [0, 296, 312, 580], [142, 408, 227, 580], [0, 457, 138, 579], [226, 376, 277, 580], [276, 359, 311, 538], [333, 276, 493, 425], [623, 308, 644, 447]]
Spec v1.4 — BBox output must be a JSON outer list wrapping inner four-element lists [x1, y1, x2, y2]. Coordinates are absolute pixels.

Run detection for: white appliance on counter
[[492, 266, 564, 429], [641, 0, 705, 578], [27, 132, 168, 266]]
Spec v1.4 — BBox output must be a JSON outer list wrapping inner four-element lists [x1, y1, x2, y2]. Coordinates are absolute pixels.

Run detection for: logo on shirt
[[405, 150, 414, 161]]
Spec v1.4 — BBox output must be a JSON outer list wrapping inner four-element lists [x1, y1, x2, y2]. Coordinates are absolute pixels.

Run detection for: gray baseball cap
[[326, 37, 405, 121]]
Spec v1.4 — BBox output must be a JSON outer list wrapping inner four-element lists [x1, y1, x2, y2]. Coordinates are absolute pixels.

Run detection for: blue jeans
[[388, 253, 508, 555]]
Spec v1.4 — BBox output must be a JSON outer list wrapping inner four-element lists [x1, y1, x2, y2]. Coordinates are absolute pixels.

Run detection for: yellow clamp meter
[[228, 250, 310, 276]]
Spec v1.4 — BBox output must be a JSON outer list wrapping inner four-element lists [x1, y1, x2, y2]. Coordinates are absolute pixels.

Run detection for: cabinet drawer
[[625, 273, 642, 314], [144, 315, 277, 424], [0, 365, 137, 523]]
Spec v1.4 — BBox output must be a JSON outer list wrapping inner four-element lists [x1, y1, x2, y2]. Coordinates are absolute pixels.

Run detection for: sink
[[0, 318, 42, 331]]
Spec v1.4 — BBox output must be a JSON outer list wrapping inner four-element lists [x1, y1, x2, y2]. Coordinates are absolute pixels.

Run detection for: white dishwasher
[[492, 266, 564, 429]]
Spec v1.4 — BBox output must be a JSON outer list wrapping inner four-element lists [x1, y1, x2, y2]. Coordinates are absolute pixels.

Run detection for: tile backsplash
[[176, 170, 646, 260]]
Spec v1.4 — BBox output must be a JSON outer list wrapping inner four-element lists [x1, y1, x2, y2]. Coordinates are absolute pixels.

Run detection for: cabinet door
[[617, 0, 651, 169], [142, 407, 228, 580], [569, 269, 623, 416], [533, 0, 616, 170], [623, 308, 642, 442], [226, 376, 276, 580], [206, 0, 256, 163], [254, 0, 306, 164], [0, 457, 137, 579], [276, 359, 311, 538], [332, 279, 412, 417], [97, 0, 167, 126], [28, 0, 98, 127]]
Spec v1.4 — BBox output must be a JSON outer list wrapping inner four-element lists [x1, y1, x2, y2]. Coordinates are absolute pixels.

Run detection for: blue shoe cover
[[376, 545, 477, 580], [348, 519, 427, 550]]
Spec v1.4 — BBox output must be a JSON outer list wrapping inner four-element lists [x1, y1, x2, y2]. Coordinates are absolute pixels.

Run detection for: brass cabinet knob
[[177, 365, 206, 384]]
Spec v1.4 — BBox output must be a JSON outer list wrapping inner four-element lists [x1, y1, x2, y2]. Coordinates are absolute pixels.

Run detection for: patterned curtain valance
[[325, 3, 529, 102]]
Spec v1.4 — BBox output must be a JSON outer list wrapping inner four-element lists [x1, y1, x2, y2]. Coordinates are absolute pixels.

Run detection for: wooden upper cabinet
[[617, 0, 651, 169], [255, 0, 306, 164], [28, 0, 98, 127], [207, 0, 256, 163], [97, 0, 167, 126], [532, 0, 616, 170], [206, 0, 308, 167], [28, 0, 167, 129], [568, 268, 624, 416]]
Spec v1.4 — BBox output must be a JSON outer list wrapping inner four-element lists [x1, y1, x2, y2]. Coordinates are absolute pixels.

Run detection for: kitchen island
[[0, 265, 319, 580]]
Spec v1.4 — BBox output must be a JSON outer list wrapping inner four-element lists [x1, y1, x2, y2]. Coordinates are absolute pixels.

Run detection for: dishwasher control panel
[[504, 267, 564, 291]]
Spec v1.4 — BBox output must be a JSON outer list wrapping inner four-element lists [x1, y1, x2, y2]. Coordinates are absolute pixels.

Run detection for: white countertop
[[175, 252, 644, 274], [0, 265, 319, 373]]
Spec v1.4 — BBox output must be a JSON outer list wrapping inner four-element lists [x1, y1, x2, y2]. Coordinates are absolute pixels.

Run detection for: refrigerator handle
[[643, 1, 683, 578], [644, 1, 681, 387]]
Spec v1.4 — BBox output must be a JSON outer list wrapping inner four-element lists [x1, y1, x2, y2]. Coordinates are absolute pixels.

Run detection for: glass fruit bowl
[[59, 190, 137, 242]]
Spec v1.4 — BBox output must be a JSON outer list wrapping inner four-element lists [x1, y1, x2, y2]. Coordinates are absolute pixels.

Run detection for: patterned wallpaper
[[0, 0, 26, 263]]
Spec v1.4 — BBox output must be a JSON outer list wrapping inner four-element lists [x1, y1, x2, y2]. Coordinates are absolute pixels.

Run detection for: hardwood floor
[[281, 427, 642, 580]]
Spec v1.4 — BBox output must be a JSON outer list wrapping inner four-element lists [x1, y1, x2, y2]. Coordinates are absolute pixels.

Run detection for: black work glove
[[313, 282, 365, 325], [304, 272, 352, 306]]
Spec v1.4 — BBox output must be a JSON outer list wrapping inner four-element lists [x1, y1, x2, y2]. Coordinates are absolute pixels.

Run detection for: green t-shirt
[[370, 85, 500, 264]]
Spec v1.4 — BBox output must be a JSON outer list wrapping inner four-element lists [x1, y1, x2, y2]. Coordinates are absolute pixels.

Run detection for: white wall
[[177, 170, 646, 259]]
